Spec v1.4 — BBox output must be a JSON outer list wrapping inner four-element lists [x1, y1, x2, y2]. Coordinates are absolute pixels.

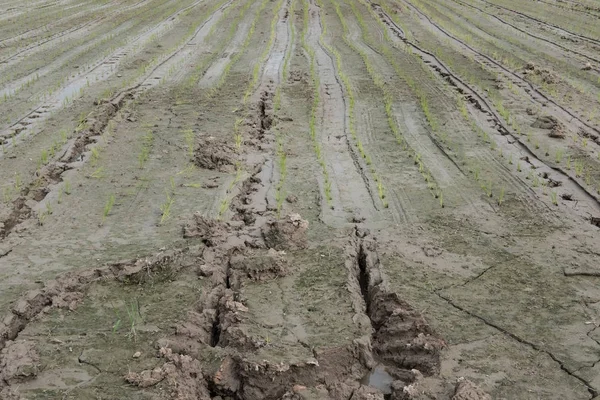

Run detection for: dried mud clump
[[262, 213, 309, 250], [523, 62, 560, 84], [183, 212, 229, 245], [532, 115, 565, 138], [193, 137, 236, 172], [126, 347, 211, 399], [452, 378, 491, 400], [0, 340, 40, 385], [230, 248, 288, 281]]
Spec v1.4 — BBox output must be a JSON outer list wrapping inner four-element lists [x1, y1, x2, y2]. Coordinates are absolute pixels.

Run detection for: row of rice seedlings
[[338, 0, 443, 202], [206, 0, 271, 99], [318, 0, 388, 207], [185, 0, 254, 87], [302, 0, 333, 206], [243, 0, 285, 103], [274, 0, 296, 215]]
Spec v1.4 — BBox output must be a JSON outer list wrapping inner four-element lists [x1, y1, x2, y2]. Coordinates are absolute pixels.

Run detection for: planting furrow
[[0, 0, 205, 152], [0, 23, 135, 101], [0, 0, 152, 72], [306, 0, 380, 226], [0, 0, 120, 48], [196, 2, 255, 89], [335, 0, 478, 213], [371, 2, 600, 220], [471, 0, 600, 46], [132, 0, 235, 92], [450, 0, 600, 67]]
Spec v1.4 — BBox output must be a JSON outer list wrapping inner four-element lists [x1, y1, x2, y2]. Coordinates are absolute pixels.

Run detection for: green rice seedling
[[474, 166, 481, 181], [508, 154, 512, 164], [585, 170, 591, 186], [38, 212, 47, 226], [555, 149, 564, 164], [60, 130, 68, 144], [3, 186, 11, 204], [125, 299, 142, 343], [64, 180, 72, 195], [439, 192, 444, 208], [183, 129, 194, 158], [550, 191, 558, 205], [534, 140, 540, 149], [102, 194, 115, 224], [45, 202, 52, 215], [566, 156, 571, 170], [14, 173, 21, 191], [498, 186, 505, 206], [90, 167, 105, 179], [91, 147, 100, 166], [575, 160, 584, 177], [218, 198, 229, 219], [517, 162, 521, 172], [159, 193, 174, 225], [486, 180, 493, 197], [40, 149, 48, 165], [533, 175, 540, 187], [11, 136, 16, 148]]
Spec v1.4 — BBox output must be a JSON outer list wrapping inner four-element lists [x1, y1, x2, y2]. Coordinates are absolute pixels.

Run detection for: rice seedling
[[159, 193, 174, 225], [498, 186, 505, 206], [64, 180, 72, 195], [550, 191, 558, 205], [183, 128, 194, 158], [101, 194, 115, 224]]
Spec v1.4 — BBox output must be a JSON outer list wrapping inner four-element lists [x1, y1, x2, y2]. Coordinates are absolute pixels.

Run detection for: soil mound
[[532, 115, 565, 138], [452, 378, 491, 400], [261, 213, 309, 250], [193, 137, 236, 172]]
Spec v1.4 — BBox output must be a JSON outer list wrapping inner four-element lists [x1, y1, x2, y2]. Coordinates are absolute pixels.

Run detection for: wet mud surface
[[1, 0, 600, 398]]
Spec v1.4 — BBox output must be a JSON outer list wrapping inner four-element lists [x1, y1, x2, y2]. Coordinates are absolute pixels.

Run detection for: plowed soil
[[1, 0, 600, 399]]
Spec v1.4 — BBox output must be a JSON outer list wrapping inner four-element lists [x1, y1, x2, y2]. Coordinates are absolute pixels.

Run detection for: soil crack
[[434, 290, 598, 398]]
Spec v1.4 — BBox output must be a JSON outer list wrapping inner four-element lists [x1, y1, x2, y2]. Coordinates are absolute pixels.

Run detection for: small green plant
[[550, 191, 558, 205], [183, 129, 194, 158], [14, 173, 21, 191], [91, 147, 100, 166], [40, 149, 48, 165], [159, 193, 174, 225], [498, 186, 505, 206], [574, 160, 584, 177], [102, 194, 115, 224], [64, 180, 72, 195], [555, 149, 563, 164], [90, 167, 105, 179], [517, 162, 521, 172]]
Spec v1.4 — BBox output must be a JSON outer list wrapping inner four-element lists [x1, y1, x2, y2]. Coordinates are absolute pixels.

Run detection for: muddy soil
[[1, 0, 600, 399]]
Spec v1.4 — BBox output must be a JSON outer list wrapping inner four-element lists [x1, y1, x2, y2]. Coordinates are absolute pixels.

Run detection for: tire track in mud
[[306, 0, 380, 227], [371, 1, 600, 220], [449, 0, 600, 66], [0, 0, 207, 152]]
